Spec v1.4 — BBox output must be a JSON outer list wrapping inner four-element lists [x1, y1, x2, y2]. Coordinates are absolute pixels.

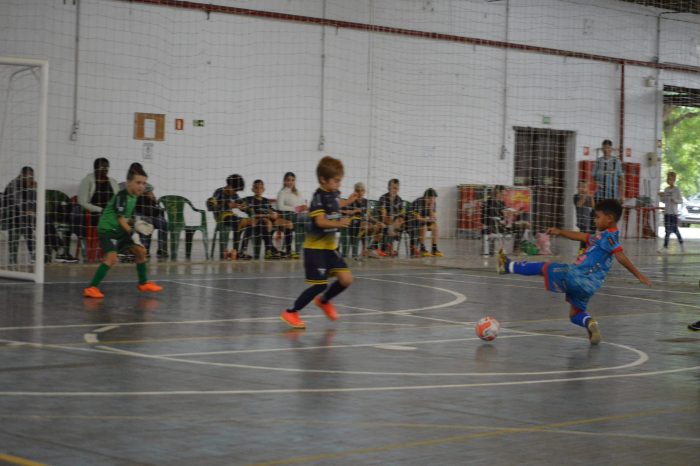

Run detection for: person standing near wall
[[593, 139, 624, 202]]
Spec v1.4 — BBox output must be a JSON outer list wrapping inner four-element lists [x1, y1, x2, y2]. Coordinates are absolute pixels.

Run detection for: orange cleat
[[137, 281, 163, 293], [314, 295, 338, 321], [83, 286, 104, 299], [280, 310, 306, 329]]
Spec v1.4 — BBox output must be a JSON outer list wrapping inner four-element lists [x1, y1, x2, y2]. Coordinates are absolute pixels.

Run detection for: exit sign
[[193, 120, 205, 127]]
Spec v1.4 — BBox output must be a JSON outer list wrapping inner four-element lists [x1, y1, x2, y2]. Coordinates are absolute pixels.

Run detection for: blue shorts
[[543, 262, 592, 312], [304, 248, 349, 284]]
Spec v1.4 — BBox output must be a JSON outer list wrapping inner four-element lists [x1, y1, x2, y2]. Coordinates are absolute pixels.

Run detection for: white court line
[[0, 365, 696, 397], [157, 335, 530, 357], [416, 276, 700, 310], [93, 329, 648, 377]]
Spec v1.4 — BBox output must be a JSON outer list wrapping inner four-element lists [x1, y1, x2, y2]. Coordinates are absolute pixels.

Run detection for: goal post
[[0, 57, 48, 283]]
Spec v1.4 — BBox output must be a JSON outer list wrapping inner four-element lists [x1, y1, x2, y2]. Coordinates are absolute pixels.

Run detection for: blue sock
[[288, 284, 326, 312], [570, 311, 591, 328], [512, 261, 545, 276]]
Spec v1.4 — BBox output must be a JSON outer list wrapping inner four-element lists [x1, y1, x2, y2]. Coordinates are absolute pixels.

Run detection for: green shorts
[[99, 230, 136, 254]]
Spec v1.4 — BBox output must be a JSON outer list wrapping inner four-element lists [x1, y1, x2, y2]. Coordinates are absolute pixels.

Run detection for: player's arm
[[547, 227, 588, 243], [118, 216, 131, 233], [614, 250, 652, 286], [338, 191, 359, 208]]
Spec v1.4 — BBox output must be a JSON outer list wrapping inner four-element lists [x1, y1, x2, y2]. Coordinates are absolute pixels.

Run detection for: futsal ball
[[475, 316, 500, 341]]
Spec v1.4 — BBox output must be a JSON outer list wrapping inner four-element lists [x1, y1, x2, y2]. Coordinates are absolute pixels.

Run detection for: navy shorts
[[543, 262, 592, 312], [304, 248, 349, 284]]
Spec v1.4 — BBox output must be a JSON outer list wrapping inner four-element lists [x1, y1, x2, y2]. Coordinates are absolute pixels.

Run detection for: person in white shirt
[[276, 172, 308, 258], [658, 171, 684, 252]]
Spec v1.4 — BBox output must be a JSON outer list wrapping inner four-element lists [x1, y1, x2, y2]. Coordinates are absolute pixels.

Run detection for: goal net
[[1, 0, 699, 267], [0, 57, 48, 282]]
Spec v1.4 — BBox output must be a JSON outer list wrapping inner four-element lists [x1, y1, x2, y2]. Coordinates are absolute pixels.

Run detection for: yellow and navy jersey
[[244, 195, 274, 217], [378, 193, 405, 219], [410, 197, 433, 220], [305, 188, 341, 250], [341, 197, 368, 221]]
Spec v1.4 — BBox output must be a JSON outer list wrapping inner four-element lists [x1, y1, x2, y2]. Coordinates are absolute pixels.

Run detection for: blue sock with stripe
[[321, 281, 347, 303], [511, 261, 545, 276], [570, 311, 591, 328]]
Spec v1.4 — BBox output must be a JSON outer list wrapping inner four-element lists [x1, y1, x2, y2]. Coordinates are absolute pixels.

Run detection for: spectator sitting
[[242, 179, 287, 259], [407, 188, 443, 257], [342, 182, 383, 259], [209, 174, 252, 260], [78, 157, 119, 233], [378, 178, 406, 256], [119, 163, 168, 259], [276, 171, 307, 259], [3, 166, 36, 264]]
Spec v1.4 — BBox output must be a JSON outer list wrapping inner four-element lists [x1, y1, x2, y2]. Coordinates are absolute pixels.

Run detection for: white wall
[[1, 0, 699, 237]]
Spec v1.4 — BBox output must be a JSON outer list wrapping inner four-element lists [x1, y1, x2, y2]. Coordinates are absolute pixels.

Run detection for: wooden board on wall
[[134, 113, 165, 141]]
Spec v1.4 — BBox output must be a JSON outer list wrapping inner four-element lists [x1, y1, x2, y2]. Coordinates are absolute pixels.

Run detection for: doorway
[[513, 127, 575, 232]]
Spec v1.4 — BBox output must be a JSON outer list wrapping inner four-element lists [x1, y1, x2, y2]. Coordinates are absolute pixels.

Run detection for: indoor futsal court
[[2, 0, 700, 465], [1, 239, 698, 465]]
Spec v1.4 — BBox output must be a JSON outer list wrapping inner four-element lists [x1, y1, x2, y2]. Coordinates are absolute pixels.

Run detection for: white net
[[1, 0, 699, 265], [0, 60, 44, 279]]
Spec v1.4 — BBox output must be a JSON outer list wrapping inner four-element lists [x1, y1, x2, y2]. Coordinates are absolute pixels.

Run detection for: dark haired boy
[[497, 199, 651, 344], [408, 188, 443, 257], [209, 174, 251, 259]]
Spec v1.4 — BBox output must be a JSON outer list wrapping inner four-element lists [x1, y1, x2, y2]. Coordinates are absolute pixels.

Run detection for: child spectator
[[574, 180, 595, 252], [280, 156, 358, 329], [243, 180, 288, 259], [407, 188, 443, 257], [276, 172, 307, 259], [341, 182, 383, 259], [658, 171, 685, 253], [481, 185, 506, 256], [209, 174, 251, 260], [378, 178, 405, 256], [83, 165, 162, 299], [498, 199, 651, 344]]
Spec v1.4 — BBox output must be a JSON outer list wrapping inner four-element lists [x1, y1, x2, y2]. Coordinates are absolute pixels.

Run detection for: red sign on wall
[[175, 118, 184, 131]]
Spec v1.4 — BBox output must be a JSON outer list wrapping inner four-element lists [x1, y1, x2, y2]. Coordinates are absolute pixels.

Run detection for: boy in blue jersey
[[280, 156, 358, 329], [497, 199, 651, 344]]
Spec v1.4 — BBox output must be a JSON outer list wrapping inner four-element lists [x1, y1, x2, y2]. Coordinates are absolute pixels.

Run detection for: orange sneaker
[[83, 286, 104, 299], [314, 295, 338, 321], [280, 310, 306, 329], [137, 281, 163, 293]]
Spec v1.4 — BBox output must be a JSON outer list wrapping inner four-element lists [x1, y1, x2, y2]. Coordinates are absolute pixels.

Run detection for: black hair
[[127, 162, 143, 178], [226, 174, 245, 191], [594, 198, 622, 222], [388, 178, 400, 189], [602, 139, 613, 147], [93, 157, 109, 170], [127, 163, 147, 180], [20, 166, 34, 176], [253, 179, 264, 186], [493, 185, 505, 194], [424, 188, 437, 198]]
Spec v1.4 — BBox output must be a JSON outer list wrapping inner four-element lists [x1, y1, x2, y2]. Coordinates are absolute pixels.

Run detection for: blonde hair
[[354, 182, 365, 191]]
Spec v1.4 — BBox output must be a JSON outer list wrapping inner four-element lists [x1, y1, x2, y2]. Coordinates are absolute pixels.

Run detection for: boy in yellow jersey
[[83, 165, 162, 298], [280, 156, 358, 329]]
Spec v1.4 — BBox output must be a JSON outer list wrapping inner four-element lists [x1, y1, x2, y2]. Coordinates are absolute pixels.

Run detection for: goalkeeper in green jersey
[[83, 164, 162, 299]]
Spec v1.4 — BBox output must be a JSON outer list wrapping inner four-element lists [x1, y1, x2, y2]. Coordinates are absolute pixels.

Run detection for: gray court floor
[[0, 237, 698, 466]]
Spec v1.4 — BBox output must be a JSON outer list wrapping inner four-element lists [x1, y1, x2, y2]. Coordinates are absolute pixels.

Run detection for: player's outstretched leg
[[498, 249, 544, 276]]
